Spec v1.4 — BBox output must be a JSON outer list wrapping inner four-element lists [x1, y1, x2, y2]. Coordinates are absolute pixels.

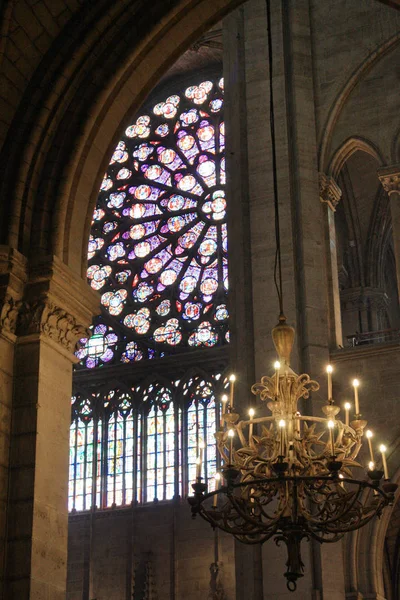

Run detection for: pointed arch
[[328, 136, 384, 180], [319, 32, 400, 173]]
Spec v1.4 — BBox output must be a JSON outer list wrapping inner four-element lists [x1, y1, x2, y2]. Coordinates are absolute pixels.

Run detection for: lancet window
[[69, 373, 227, 511]]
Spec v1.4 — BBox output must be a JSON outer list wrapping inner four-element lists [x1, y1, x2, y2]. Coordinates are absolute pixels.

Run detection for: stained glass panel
[[77, 77, 228, 367]]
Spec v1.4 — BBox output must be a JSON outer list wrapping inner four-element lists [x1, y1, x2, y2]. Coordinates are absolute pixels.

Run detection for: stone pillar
[[0, 247, 27, 594], [223, 6, 263, 599], [319, 173, 343, 348], [378, 165, 400, 300], [223, 0, 344, 597], [3, 254, 99, 599]]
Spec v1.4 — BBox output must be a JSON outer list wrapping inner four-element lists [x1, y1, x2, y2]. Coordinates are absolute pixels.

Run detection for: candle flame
[[379, 444, 387, 453], [326, 365, 333, 373], [278, 419, 286, 428], [353, 378, 360, 388], [249, 408, 255, 418], [215, 472, 221, 481], [221, 394, 228, 403], [229, 374, 236, 382], [368, 461, 375, 470], [274, 361, 281, 370], [228, 429, 235, 438], [344, 402, 351, 410], [366, 430, 373, 439], [328, 420, 335, 429]]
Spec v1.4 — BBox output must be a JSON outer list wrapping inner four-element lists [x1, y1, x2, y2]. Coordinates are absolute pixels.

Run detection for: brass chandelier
[[188, 0, 397, 591], [188, 318, 397, 590]]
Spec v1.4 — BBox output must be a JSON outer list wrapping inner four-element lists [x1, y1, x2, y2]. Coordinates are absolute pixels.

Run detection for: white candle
[[326, 365, 333, 402], [353, 379, 360, 415], [344, 402, 351, 427], [379, 444, 389, 479], [229, 374, 236, 410], [195, 457, 201, 479], [278, 419, 286, 456], [228, 429, 235, 464], [221, 394, 228, 425], [366, 430, 374, 463], [196, 441, 205, 479], [248, 408, 255, 445], [328, 420, 335, 456], [213, 473, 221, 508], [274, 361, 280, 397]]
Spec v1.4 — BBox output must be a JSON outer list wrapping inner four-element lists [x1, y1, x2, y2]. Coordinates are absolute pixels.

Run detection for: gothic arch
[[344, 443, 400, 597], [319, 31, 400, 173], [0, 0, 244, 279], [328, 136, 384, 181]]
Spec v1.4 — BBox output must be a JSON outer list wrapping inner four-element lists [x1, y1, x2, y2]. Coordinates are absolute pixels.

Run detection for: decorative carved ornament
[[208, 562, 226, 600], [0, 294, 22, 335], [319, 173, 342, 211], [377, 166, 400, 196], [17, 296, 90, 353]]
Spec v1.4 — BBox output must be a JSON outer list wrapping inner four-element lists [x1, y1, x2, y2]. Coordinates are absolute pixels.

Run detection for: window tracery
[[69, 372, 227, 511], [70, 76, 229, 512], [76, 77, 228, 368]]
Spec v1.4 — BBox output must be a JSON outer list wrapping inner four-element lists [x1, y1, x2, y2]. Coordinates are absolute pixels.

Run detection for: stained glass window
[[69, 396, 102, 511], [70, 77, 230, 513], [77, 77, 228, 368], [69, 372, 227, 511]]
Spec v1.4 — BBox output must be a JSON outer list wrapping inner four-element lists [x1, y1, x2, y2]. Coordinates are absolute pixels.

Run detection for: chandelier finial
[[272, 316, 295, 368]]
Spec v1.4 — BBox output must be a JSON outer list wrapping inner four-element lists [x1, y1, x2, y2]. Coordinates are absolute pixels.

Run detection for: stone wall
[[68, 502, 236, 600]]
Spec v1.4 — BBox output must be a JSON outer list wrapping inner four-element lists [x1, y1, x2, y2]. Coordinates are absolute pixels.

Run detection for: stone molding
[[377, 164, 400, 196], [319, 173, 342, 211]]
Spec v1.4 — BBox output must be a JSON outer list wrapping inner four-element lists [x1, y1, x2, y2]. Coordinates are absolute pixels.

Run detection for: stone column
[[3, 255, 99, 599], [319, 173, 343, 348], [223, 6, 263, 599], [378, 165, 400, 300], [0, 247, 27, 594]]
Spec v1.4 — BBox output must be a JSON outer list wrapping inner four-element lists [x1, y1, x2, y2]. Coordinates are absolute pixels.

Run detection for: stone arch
[[344, 442, 400, 597], [0, 0, 244, 279], [319, 31, 400, 173], [328, 136, 384, 181]]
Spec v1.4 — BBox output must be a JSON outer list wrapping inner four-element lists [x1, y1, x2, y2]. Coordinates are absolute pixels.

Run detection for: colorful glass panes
[[79, 77, 228, 367], [69, 373, 224, 511], [75, 323, 119, 369]]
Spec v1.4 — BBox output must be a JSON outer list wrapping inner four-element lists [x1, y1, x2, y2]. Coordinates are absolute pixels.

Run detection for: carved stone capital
[[0, 246, 28, 337], [377, 164, 400, 196], [18, 256, 99, 355], [0, 252, 99, 355], [17, 297, 91, 354], [319, 173, 342, 211], [0, 294, 22, 335]]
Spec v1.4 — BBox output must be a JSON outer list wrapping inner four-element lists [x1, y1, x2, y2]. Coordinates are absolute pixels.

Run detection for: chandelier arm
[[227, 489, 283, 530], [315, 505, 386, 535], [300, 480, 366, 525]]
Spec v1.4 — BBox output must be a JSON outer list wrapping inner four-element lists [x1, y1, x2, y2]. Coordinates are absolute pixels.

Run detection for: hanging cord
[[266, 0, 284, 321]]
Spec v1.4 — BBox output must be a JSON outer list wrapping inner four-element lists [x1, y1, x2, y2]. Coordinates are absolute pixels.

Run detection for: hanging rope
[[266, 0, 285, 321]]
